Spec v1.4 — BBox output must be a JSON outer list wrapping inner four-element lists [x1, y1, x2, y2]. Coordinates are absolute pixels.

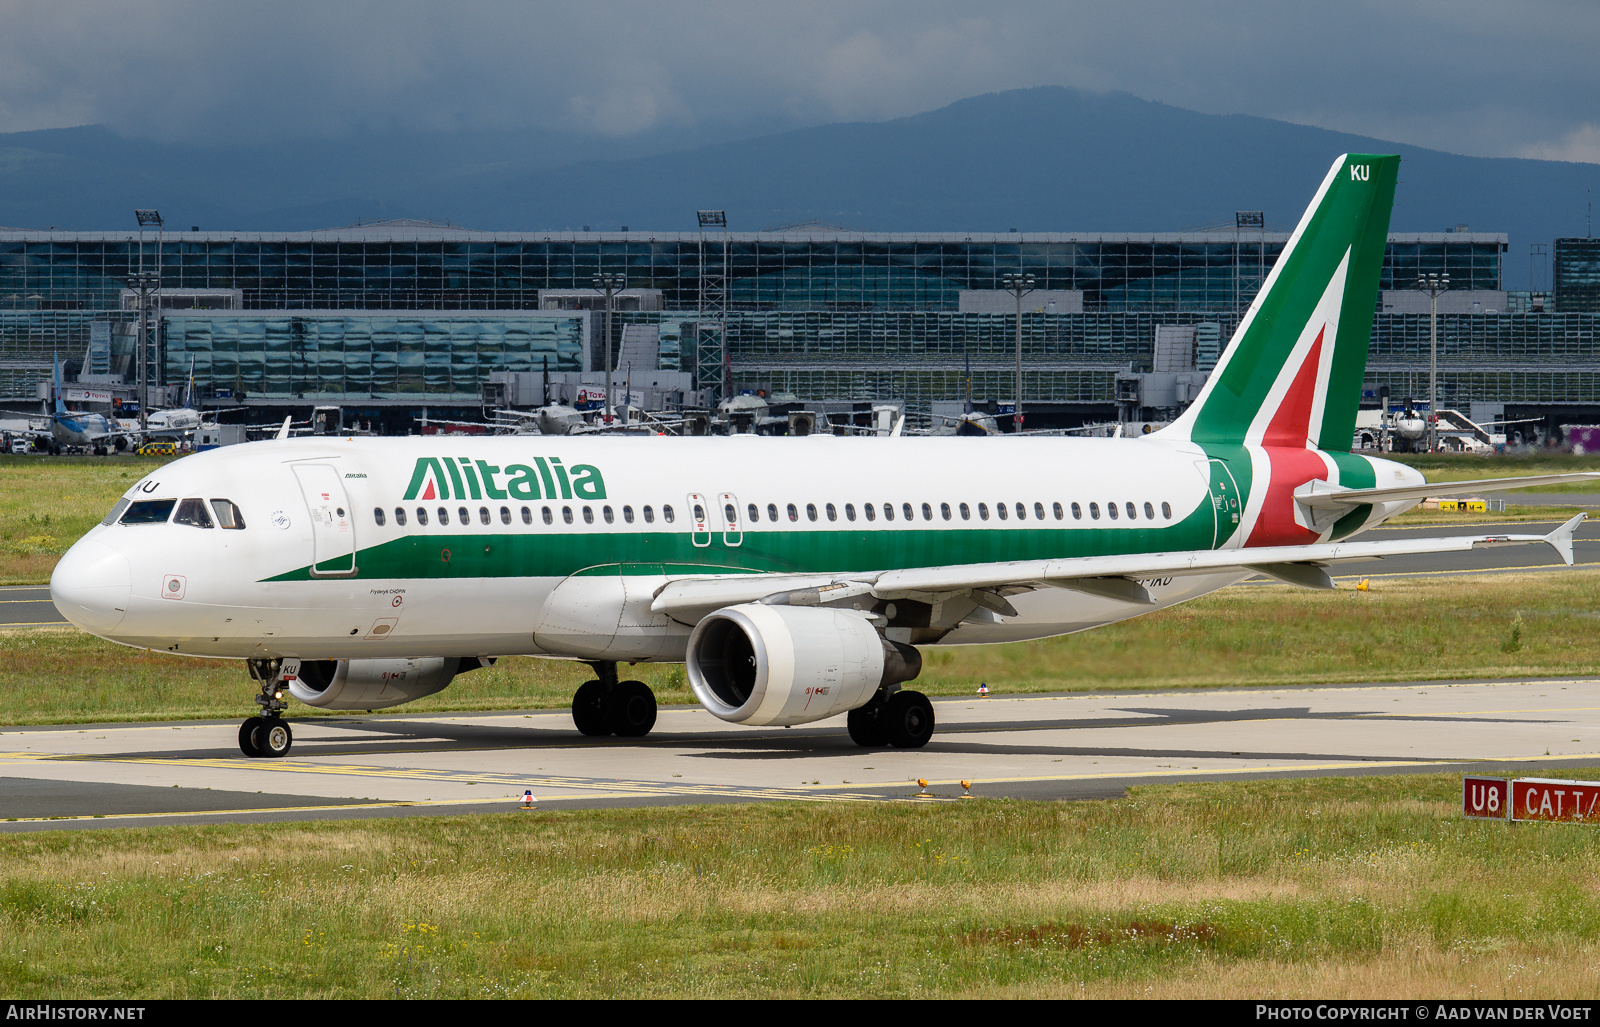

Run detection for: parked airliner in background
[[51, 154, 1597, 758]]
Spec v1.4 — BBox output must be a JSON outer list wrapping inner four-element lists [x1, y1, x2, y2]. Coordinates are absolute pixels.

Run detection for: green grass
[[0, 455, 171, 583], [6, 775, 1600, 998], [5, 569, 1599, 724]]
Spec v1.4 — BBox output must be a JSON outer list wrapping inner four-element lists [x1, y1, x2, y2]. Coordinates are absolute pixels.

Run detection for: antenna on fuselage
[[275, 415, 292, 441]]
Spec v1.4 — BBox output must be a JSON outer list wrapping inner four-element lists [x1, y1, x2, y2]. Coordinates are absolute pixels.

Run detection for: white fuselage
[[51, 433, 1421, 663]]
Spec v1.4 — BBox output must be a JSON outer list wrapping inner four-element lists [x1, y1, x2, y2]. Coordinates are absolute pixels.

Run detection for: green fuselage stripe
[[265, 503, 1219, 582]]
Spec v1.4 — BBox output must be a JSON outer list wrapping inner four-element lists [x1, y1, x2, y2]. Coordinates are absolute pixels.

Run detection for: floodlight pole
[[134, 209, 163, 432], [1418, 272, 1448, 452], [1001, 272, 1035, 432], [593, 272, 626, 425]]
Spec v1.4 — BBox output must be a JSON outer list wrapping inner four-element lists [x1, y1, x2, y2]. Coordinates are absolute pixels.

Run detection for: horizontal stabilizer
[[1296, 473, 1600, 511]]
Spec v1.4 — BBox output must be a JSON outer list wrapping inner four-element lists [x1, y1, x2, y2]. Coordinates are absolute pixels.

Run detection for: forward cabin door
[[293, 463, 358, 577]]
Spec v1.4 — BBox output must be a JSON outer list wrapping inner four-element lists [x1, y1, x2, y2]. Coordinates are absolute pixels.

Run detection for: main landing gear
[[571, 661, 658, 738], [239, 658, 296, 758], [847, 687, 935, 749]]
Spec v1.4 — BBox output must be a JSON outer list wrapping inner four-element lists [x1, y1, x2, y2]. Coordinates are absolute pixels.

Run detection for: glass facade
[[164, 313, 585, 400], [0, 230, 1502, 314], [1554, 238, 1600, 313], [17, 226, 1594, 415]]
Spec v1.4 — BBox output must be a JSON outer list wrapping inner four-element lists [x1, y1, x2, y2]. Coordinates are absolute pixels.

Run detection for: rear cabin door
[[292, 463, 358, 576]]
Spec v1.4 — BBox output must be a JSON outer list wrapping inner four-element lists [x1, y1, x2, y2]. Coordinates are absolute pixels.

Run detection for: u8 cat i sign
[[1463, 777, 1600, 823]]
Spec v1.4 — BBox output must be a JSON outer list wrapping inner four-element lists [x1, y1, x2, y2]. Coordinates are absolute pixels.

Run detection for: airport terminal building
[[1, 222, 1596, 433]]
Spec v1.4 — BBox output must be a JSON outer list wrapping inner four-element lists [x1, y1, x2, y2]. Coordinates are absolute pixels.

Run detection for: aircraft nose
[[50, 539, 131, 635]]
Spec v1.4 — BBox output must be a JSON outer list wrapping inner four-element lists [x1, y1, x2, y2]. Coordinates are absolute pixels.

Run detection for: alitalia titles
[[403, 457, 606, 502]]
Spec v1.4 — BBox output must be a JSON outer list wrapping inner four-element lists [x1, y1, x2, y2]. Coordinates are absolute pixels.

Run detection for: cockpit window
[[211, 499, 246, 530], [101, 499, 130, 526], [173, 498, 214, 528], [120, 499, 176, 524]]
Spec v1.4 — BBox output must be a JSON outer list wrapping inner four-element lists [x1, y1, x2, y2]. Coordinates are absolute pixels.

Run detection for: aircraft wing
[[651, 514, 1587, 619]]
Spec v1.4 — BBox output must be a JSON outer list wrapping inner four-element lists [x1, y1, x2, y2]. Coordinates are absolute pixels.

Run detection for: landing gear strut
[[240, 658, 296, 758], [571, 661, 658, 738], [848, 687, 935, 749]]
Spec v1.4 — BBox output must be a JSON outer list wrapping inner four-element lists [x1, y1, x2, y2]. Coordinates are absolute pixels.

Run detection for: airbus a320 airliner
[[50, 154, 1595, 758]]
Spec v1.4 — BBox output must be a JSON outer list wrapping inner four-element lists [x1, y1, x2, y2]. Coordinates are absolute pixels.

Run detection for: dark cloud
[[1, 1, 1595, 161]]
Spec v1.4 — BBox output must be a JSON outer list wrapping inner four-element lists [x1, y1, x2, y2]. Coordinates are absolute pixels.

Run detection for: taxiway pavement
[[5, 677, 1600, 831]]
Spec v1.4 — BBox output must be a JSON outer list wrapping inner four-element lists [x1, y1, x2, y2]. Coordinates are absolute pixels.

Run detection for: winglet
[[275, 416, 292, 441], [1545, 512, 1587, 566]]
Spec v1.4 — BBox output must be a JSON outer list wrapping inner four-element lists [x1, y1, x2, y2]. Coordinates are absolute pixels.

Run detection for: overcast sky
[[2, 0, 1597, 162]]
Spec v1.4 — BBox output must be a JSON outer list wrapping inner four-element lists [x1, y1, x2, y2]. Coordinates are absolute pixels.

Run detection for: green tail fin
[[1166, 153, 1399, 451]]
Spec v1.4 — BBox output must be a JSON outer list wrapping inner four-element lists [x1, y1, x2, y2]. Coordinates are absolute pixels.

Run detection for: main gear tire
[[846, 702, 890, 747], [572, 680, 611, 736], [607, 680, 658, 738], [883, 690, 935, 749]]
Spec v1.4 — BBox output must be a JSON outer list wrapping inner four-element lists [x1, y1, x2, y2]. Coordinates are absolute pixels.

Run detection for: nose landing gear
[[240, 658, 297, 758]]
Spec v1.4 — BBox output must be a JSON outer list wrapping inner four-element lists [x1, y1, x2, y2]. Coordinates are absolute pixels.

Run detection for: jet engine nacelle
[[288, 657, 462, 710], [686, 604, 921, 726]]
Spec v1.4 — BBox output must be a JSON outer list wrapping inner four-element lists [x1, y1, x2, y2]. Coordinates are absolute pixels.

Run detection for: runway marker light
[[916, 778, 931, 798], [960, 780, 973, 798], [520, 790, 536, 810], [977, 682, 989, 696]]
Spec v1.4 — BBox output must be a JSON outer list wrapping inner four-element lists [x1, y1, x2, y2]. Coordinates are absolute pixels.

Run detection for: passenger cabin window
[[787, 503, 798, 522], [845, 503, 857, 521], [373, 507, 386, 526], [563, 507, 574, 524], [977, 503, 989, 521], [1072, 502, 1082, 520], [417, 507, 429, 526], [922, 503, 933, 520], [826, 503, 837, 522], [458, 506, 469, 524], [393, 507, 407, 527], [1144, 502, 1155, 520], [603, 506, 615, 524], [940, 502, 951, 520], [1108, 503, 1119, 520], [883, 503, 895, 522], [212, 499, 247, 529], [747, 504, 759, 522], [623, 506, 635, 524], [173, 498, 214, 528], [1088, 502, 1099, 520], [522, 506, 532, 525], [1161, 501, 1172, 520], [1035, 502, 1046, 520], [121, 499, 176, 524], [1126, 502, 1137, 520], [642, 505, 654, 524], [864, 503, 876, 522], [1052, 502, 1064, 520], [902, 503, 914, 521], [500, 506, 511, 525], [959, 502, 970, 520], [582, 506, 594, 525], [479, 506, 491, 525], [1015, 502, 1026, 520], [438, 507, 449, 525], [806, 503, 818, 522], [542, 506, 554, 525], [996, 503, 1008, 521], [662, 505, 675, 523]]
